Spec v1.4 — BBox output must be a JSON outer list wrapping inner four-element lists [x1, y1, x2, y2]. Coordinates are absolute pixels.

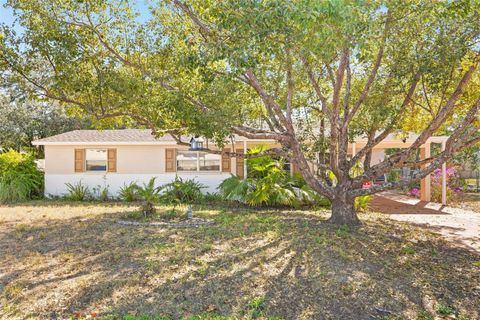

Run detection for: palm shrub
[[136, 177, 161, 217], [218, 147, 327, 207], [159, 176, 205, 204], [218, 175, 254, 203], [0, 150, 43, 203], [119, 182, 139, 202]]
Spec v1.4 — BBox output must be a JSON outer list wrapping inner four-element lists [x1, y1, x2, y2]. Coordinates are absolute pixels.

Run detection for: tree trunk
[[327, 194, 360, 226]]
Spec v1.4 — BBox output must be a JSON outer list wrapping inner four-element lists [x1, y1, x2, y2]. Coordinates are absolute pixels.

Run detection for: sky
[[0, 0, 153, 33]]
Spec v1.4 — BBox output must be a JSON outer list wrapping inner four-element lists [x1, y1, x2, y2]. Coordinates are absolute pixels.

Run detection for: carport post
[[441, 141, 447, 206], [243, 140, 247, 179], [420, 143, 431, 202]]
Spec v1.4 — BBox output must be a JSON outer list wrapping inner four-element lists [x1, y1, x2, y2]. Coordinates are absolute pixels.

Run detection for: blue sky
[[0, 0, 152, 33]]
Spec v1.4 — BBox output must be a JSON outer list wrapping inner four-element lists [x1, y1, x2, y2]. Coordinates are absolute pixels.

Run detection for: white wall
[[44, 173, 233, 198]]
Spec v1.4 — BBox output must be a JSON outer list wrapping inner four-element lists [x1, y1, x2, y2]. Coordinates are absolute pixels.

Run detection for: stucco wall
[[44, 173, 232, 197], [43, 144, 237, 197], [45, 145, 167, 174]]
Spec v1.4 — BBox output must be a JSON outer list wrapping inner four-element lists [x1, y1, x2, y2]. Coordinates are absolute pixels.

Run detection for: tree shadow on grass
[[1, 208, 479, 320]]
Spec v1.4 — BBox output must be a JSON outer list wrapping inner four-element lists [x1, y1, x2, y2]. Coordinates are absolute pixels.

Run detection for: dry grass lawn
[[1, 201, 479, 320]]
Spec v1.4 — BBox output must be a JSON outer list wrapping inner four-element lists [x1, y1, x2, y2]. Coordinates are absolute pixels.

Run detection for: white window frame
[[85, 148, 108, 172], [176, 150, 221, 172]]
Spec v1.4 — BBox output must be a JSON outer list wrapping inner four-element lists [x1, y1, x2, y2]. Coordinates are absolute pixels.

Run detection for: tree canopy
[[0, 93, 90, 153], [1, 0, 480, 224]]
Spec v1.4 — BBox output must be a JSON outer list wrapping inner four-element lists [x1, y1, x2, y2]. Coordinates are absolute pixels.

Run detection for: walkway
[[369, 191, 480, 253]]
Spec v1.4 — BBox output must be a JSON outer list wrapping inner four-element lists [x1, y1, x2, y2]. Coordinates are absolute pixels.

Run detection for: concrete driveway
[[369, 191, 480, 253]]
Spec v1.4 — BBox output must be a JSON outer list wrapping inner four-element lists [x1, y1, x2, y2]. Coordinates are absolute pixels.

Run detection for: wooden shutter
[[165, 148, 176, 172], [236, 149, 244, 179], [222, 148, 231, 173], [107, 149, 117, 173], [74, 149, 85, 173], [291, 163, 299, 175]]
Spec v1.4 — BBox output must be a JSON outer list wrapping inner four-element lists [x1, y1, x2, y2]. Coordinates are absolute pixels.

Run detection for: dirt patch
[[1, 202, 479, 319]]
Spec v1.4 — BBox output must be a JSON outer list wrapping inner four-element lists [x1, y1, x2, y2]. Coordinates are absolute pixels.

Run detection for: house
[[32, 129, 275, 197], [32, 129, 449, 204]]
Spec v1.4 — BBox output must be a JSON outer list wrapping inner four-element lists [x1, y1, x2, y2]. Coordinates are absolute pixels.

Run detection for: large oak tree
[[1, 0, 480, 224]]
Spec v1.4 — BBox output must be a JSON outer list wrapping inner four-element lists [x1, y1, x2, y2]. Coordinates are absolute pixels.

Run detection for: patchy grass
[[0, 201, 479, 320]]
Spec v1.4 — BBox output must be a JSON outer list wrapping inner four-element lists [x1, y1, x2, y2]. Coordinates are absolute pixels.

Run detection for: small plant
[[136, 177, 161, 217], [64, 181, 91, 201], [3, 284, 23, 300], [416, 310, 434, 320], [100, 186, 109, 201], [119, 182, 139, 202], [158, 209, 182, 221], [203, 192, 224, 203], [335, 224, 351, 237], [435, 303, 455, 316], [92, 184, 110, 201], [244, 296, 266, 319], [354, 195, 372, 212], [400, 246, 416, 255], [386, 169, 401, 183]]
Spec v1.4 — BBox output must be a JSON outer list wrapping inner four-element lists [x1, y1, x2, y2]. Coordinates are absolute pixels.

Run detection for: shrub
[[218, 149, 328, 207], [136, 177, 161, 217], [354, 195, 372, 212], [119, 182, 139, 202], [408, 167, 464, 203], [430, 167, 463, 203], [386, 169, 401, 183], [64, 181, 91, 201], [218, 175, 253, 203], [159, 176, 205, 204], [203, 192, 224, 203], [0, 150, 43, 203]]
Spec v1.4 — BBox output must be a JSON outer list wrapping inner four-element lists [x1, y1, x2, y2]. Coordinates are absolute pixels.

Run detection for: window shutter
[[236, 149, 244, 179], [291, 163, 298, 175], [165, 148, 176, 172], [107, 149, 117, 172], [74, 149, 85, 173], [222, 148, 231, 173]]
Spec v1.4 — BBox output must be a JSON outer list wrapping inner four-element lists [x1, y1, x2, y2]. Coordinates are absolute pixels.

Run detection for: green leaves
[[0, 150, 43, 203]]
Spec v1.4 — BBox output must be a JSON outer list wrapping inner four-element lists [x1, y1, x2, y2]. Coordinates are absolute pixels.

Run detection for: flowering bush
[[431, 167, 463, 203], [409, 187, 420, 198], [409, 166, 464, 202]]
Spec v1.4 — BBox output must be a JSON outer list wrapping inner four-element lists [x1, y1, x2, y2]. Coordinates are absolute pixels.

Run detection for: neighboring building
[[32, 129, 275, 197]]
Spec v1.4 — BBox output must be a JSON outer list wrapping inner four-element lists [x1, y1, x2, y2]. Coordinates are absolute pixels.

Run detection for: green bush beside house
[[0, 150, 43, 203]]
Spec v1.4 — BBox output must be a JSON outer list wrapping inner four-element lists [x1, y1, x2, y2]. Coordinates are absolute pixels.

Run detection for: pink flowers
[[432, 167, 456, 179], [410, 187, 420, 198], [408, 166, 464, 202]]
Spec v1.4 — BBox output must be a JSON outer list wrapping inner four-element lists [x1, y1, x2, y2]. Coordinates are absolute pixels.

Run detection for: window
[[283, 162, 291, 175], [177, 151, 198, 171], [177, 150, 221, 172], [199, 152, 220, 171], [85, 149, 107, 171]]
